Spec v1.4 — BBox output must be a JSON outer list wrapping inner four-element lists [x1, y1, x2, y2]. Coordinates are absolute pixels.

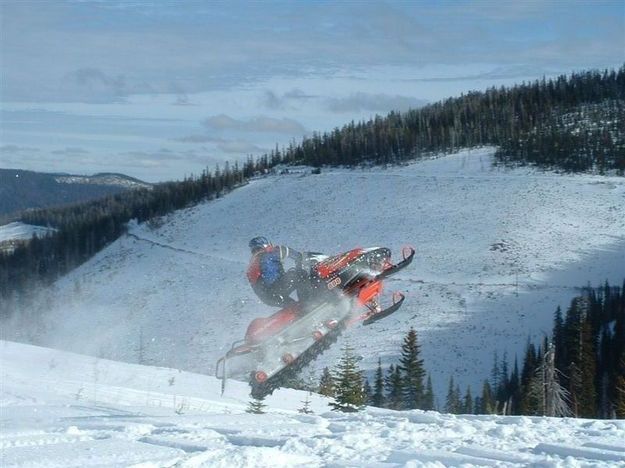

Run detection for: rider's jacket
[[247, 246, 301, 286]]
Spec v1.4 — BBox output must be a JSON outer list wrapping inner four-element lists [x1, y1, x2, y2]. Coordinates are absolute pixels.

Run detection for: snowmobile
[[215, 245, 415, 398]]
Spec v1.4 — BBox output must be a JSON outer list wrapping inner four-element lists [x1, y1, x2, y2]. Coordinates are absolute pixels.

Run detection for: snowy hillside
[[4, 148, 625, 400], [54, 172, 152, 189], [2, 340, 624, 467], [0, 222, 56, 253], [0, 222, 56, 243]]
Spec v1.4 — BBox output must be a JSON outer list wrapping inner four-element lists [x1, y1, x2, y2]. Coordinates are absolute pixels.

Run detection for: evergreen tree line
[[495, 99, 624, 173], [0, 163, 245, 315], [452, 281, 625, 418], [250, 66, 624, 173], [314, 281, 625, 418], [318, 329, 436, 412]]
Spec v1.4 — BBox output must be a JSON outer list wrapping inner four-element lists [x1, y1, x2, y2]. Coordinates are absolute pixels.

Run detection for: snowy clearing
[[0, 222, 56, 244], [3, 147, 625, 401], [2, 340, 624, 467]]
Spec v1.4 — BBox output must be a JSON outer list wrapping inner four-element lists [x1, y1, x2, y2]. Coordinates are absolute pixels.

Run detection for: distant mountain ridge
[[0, 168, 151, 219]]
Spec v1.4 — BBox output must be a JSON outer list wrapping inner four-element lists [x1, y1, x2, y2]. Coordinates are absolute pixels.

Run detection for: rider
[[246, 236, 306, 308]]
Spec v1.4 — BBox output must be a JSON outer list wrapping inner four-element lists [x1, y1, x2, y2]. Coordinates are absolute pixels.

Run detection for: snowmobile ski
[[377, 246, 415, 280], [362, 292, 405, 326]]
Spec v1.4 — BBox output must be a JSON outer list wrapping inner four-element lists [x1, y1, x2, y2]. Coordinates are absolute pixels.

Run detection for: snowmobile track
[[250, 320, 348, 399]]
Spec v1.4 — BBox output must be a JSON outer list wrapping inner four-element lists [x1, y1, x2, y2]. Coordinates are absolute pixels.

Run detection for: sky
[[0, 0, 623, 182]]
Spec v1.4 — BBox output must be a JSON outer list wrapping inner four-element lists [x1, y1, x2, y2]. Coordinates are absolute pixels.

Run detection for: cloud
[[64, 68, 126, 102], [0, 145, 97, 174], [1, 1, 623, 104], [262, 90, 283, 110], [285, 89, 316, 100], [261, 88, 317, 109], [404, 65, 560, 83], [216, 140, 267, 154], [452, 1, 553, 22], [51, 147, 90, 156], [119, 148, 182, 160], [327, 93, 427, 113], [173, 135, 215, 143], [116, 147, 230, 167], [59, 68, 158, 103], [0, 142, 224, 182], [172, 94, 194, 106], [202, 114, 306, 134], [72, 68, 124, 89], [0, 144, 40, 153], [172, 134, 267, 154]]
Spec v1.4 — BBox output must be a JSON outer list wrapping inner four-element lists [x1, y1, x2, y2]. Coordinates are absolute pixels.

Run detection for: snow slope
[[2, 340, 624, 467], [3, 148, 625, 401], [0, 222, 56, 243]]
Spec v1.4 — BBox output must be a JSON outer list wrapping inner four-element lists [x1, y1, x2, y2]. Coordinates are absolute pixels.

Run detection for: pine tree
[[363, 378, 372, 405], [497, 352, 510, 406], [615, 374, 625, 418], [565, 297, 597, 417], [615, 354, 625, 418], [319, 367, 335, 397], [474, 396, 481, 415], [553, 306, 566, 373], [137, 328, 146, 365], [371, 358, 385, 407], [422, 374, 435, 411], [298, 392, 314, 414], [490, 350, 500, 390], [445, 376, 461, 414], [330, 341, 366, 412], [578, 319, 597, 417], [463, 386, 473, 414], [302, 367, 319, 393], [568, 361, 583, 417], [520, 341, 539, 415], [385, 364, 403, 410], [399, 328, 426, 409], [246, 395, 267, 414], [508, 358, 520, 415], [596, 305, 617, 419], [481, 380, 496, 414]]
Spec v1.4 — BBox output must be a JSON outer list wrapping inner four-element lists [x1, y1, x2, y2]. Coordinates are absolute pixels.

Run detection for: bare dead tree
[[531, 342, 571, 417]]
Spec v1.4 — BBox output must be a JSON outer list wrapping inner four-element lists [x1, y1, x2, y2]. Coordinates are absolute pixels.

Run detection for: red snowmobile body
[[216, 245, 415, 398]]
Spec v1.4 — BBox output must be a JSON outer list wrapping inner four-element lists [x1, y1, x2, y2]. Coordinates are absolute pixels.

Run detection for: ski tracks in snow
[[3, 404, 625, 467], [3, 341, 625, 467], [126, 232, 245, 266]]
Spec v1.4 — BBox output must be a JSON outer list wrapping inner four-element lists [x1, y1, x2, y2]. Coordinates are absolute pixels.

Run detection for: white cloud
[[327, 93, 427, 113], [3, 1, 621, 104], [173, 135, 215, 143], [216, 140, 267, 154], [51, 147, 90, 156], [202, 115, 306, 135], [1, 144, 40, 153], [261, 88, 317, 109]]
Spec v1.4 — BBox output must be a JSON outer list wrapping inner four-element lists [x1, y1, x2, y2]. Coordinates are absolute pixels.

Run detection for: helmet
[[249, 236, 271, 253]]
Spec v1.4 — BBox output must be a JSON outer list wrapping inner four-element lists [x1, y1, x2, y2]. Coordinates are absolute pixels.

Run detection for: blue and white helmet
[[249, 236, 271, 253]]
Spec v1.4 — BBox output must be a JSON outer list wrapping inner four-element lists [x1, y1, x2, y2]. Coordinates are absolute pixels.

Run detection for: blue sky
[[1, 0, 623, 181]]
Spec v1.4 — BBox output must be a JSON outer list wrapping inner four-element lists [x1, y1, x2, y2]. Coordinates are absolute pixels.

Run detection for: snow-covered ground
[[3, 148, 625, 402], [2, 340, 624, 467], [0, 222, 56, 244]]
